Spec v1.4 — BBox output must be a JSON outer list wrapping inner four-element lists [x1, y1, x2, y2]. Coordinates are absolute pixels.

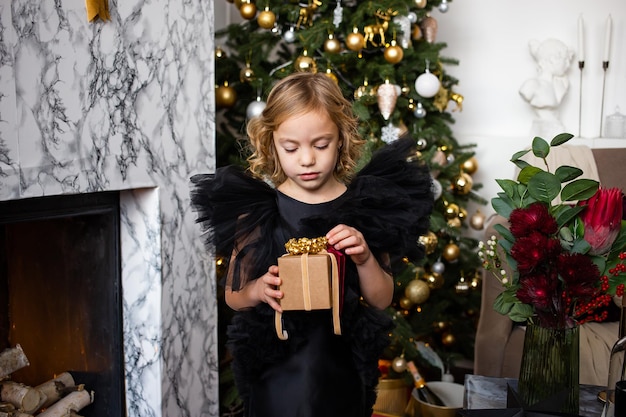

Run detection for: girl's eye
[[314, 143, 329, 150], [283, 148, 297, 153]]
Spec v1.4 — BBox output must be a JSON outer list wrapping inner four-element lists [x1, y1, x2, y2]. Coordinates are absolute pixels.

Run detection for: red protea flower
[[509, 202, 558, 238], [579, 187, 624, 256], [557, 253, 600, 298], [511, 232, 562, 273]]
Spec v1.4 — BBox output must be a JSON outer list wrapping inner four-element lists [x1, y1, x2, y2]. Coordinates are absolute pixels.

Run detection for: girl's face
[[272, 109, 343, 202]]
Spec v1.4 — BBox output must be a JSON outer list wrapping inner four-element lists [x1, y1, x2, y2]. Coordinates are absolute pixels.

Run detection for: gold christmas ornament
[[420, 16, 438, 43], [377, 81, 398, 120], [215, 46, 226, 59], [418, 231, 438, 255], [461, 156, 478, 175], [346, 28, 365, 51], [405, 279, 431, 304], [469, 209, 486, 230], [451, 172, 473, 195], [239, 63, 255, 83], [458, 207, 468, 221], [294, 50, 317, 73], [383, 41, 403, 64], [324, 68, 338, 84], [424, 272, 444, 290], [324, 34, 342, 54], [399, 296, 413, 310], [215, 82, 237, 109], [354, 80, 377, 105], [441, 331, 456, 347], [447, 217, 461, 228], [392, 356, 408, 373], [239, 1, 257, 20], [442, 242, 460, 262], [412, 24, 422, 41], [414, 0, 427, 9], [444, 202, 459, 220], [257, 7, 276, 29]]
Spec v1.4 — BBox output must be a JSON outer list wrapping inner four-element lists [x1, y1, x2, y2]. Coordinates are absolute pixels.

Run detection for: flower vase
[[517, 323, 580, 414]]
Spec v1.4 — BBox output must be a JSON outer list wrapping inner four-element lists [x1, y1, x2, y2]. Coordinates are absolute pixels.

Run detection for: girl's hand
[[326, 224, 371, 265], [257, 265, 283, 312]]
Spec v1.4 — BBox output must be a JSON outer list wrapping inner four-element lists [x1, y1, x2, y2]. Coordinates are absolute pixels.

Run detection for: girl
[[191, 72, 433, 417]]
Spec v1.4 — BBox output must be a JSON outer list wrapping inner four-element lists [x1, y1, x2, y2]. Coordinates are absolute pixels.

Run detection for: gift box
[[274, 237, 344, 340], [278, 253, 334, 311]]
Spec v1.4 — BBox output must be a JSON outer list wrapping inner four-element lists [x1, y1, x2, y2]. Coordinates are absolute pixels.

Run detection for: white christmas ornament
[[246, 99, 266, 119], [377, 82, 398, 120], [283, 26, 296, 43], [415, 71, 440, 98], [381, 123, 400, 143], [438, 0, 449, 13], [414, 101, 426, 118], [431, 177, 442, 200]]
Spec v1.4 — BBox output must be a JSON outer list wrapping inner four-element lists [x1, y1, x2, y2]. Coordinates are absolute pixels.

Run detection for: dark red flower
[[557, 253, 600, 298], [509, 202, 558, 238], [517, 272, 557, 310], [510, 232, 561, 273]]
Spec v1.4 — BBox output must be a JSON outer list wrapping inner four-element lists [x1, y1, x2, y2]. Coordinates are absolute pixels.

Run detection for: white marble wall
[[0, 1, 217, 416]]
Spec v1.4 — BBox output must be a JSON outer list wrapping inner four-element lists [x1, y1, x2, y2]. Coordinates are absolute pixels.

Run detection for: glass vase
[[517, 323, 580, 414]]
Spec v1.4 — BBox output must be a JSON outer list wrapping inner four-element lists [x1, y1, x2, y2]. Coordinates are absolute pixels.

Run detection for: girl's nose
[[299, 148, 315, 166]]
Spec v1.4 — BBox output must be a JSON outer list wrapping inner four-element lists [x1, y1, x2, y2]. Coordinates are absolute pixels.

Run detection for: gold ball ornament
[[215, 83, 237, 109], [384, 42, 404, 64], [324, 68, 338, 84], [423, 272, 444, 290], [412, 24, 422, 41], [441, 331, 456, 347], [414, 0, 427, 8], [470, 209, 486, 230], [447, 217, 461, 228], [405, 279, 431, 304], [442, 242, 460, 262], [458, 207, 468, 221], [451, 172, 473, 195], [239, 63, 255, 83], [392, 356, 408, 373], [399, 296, 413, 310], [461, 156, 479, 175], [346, 30, 365, 51], [239, 2, 257, 20], [444, 202, 460, 220], [294, 51, 317, 73], [257, 8, 276, 29], [418, 231, 438, 255], [215, 46, 226, 59], [324, 34, 342, 54]]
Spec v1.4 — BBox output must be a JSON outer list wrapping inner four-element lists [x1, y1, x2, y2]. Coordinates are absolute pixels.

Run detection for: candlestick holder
[[599, 61, 609, 137]]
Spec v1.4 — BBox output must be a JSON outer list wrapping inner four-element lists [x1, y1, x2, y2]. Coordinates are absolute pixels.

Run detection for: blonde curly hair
[[246, 72, 364, 186]]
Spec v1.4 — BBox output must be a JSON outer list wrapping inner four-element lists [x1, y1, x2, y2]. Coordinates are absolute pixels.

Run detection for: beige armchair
[[474, 147, 626, 386]]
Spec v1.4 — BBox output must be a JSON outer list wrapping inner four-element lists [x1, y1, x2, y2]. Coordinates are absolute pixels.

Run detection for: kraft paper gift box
[[278, 253, 333, 311], [274, 239, 344, 340]]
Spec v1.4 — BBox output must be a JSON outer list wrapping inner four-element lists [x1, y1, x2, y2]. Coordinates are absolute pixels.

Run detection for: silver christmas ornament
[[432, 260, 445, 274], [246, 99, 266, 119], [438, 0, 449, 13], [414, 102, 427, 118], [283, 26, 296, 43]]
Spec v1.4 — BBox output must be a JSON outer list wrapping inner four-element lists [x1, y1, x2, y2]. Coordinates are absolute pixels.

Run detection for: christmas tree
[[214, 0, 487, 412]]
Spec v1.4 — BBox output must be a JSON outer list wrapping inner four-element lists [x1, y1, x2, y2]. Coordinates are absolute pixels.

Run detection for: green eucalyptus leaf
[[494, 223, 515, 244], [570, 237, 591, 254], [513, 159, 531, 171], [495, 179, 518, 198], [555, 165, 583, 182], [509, 303, 534, 323], [553, 205, 584, 228], [550, 132, 574, 146], [492, 197, 513, 218], [532, 136, 550, 158], [527, 171, 561, 203], [560, 179, 599, 201], [493, 292, 514, 315], [511, 149, 530, 161], [517, 166, 542, 185]]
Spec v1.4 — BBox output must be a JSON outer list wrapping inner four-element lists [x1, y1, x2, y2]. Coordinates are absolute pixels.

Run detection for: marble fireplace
[[0, 1, 217, 416]]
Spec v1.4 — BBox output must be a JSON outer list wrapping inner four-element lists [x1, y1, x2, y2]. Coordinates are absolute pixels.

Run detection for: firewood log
[[0, 381, 45, 414], [37, 390, 93, 417], [35, 373, 76, 409], [0, 346, 29, 380]]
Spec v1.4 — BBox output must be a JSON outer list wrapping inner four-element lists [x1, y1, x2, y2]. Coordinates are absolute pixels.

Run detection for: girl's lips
[[299, 173, 319, 181]]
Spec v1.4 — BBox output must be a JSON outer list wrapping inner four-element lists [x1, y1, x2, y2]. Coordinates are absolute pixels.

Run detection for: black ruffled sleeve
[[303, 137, 434, 263], [190, 166, 280, 290]]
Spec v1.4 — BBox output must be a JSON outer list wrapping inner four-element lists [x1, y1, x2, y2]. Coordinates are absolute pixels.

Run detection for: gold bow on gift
[[275, 237, 342, 340]]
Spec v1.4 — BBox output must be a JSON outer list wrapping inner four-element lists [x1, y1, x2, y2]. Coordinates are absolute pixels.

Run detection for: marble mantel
[[0, 1, 217, 416]]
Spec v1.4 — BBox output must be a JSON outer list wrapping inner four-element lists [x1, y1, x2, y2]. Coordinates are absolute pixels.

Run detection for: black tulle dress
[[190, 138, 433, 417]]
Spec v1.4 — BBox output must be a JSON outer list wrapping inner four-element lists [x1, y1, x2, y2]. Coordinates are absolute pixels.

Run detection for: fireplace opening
[[0, 192, 126, 416]]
